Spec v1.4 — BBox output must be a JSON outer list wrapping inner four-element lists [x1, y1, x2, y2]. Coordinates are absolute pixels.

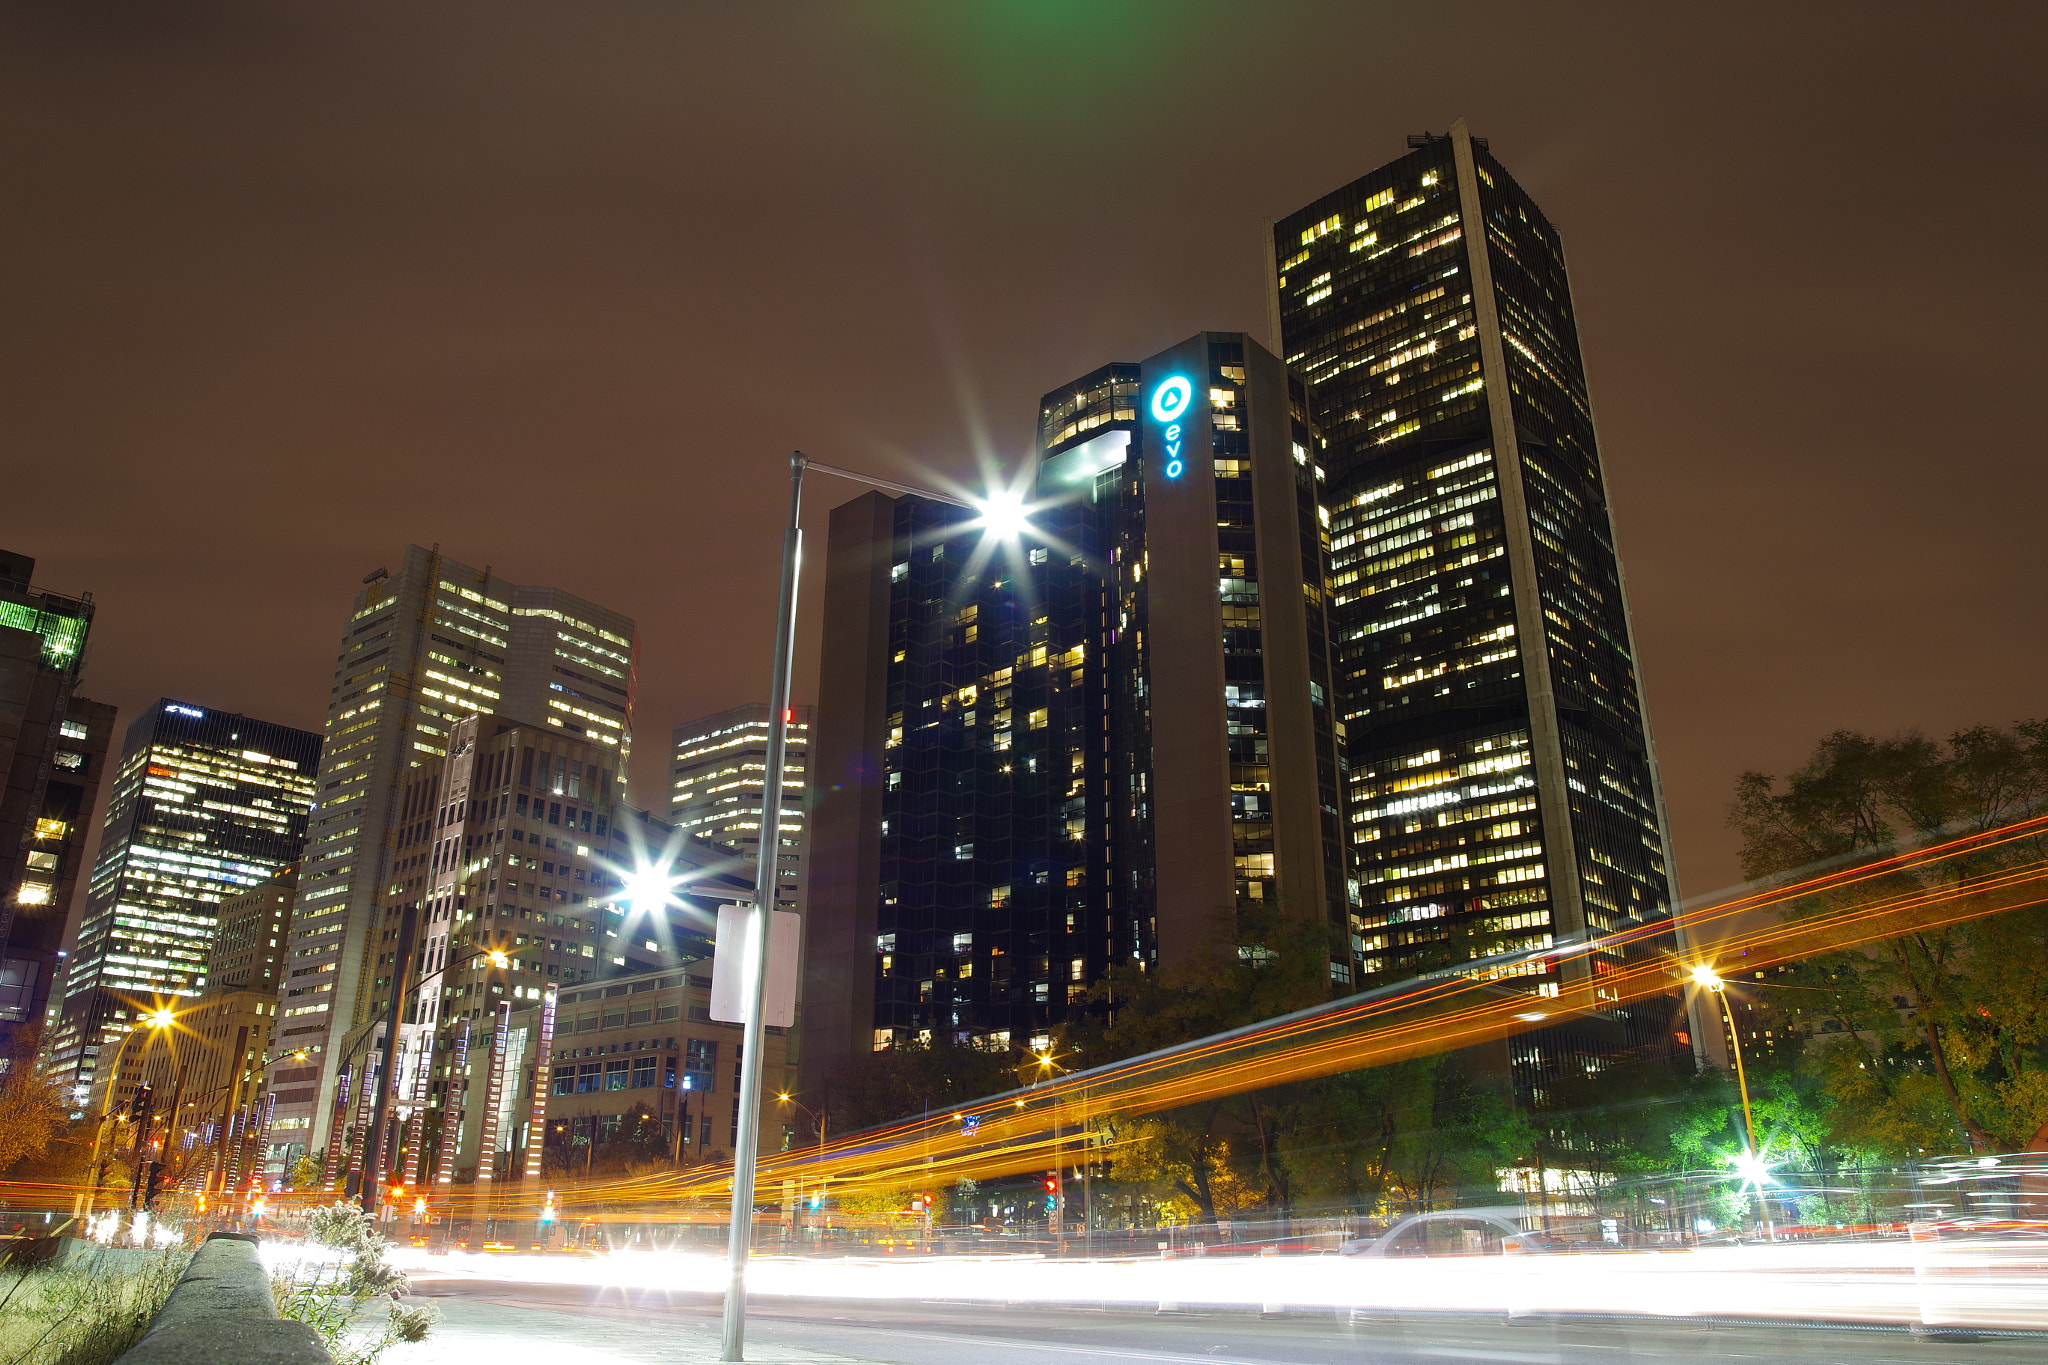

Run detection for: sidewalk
[[380, 1294, 899, 1365]]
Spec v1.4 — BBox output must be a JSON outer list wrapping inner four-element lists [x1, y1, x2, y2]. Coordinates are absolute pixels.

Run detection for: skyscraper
[[805, 331, 1349, 1081], [0, 548, 115, 1058], [668, 703, 811, 913], [48, 701, 319, 1107], [293, 710, 739, 1188], [207, 868, 296, 993], [1269, 122, 1681, 1063], [275, 546, 637, 1154]]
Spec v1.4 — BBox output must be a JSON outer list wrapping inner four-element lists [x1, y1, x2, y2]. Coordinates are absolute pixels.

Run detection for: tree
[[1729, 721, 2048, 1157], [814, 1032, 1021, 1137], [0, 1026, 67, 1173]]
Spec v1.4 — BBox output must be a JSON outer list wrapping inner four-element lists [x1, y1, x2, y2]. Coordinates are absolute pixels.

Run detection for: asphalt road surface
[[399, 1275, 2045, 1365]]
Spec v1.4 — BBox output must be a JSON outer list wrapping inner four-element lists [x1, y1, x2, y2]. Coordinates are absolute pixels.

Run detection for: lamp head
[[971, 491, 1034, 542], [1729, 1148, 1774, 1186], [143, 1008, 175, 1029], [1689, 964, 1725, 992], [486, 950, 510, 969]]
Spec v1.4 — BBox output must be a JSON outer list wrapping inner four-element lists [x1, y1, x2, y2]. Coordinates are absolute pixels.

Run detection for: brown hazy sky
[[5, 1, 2044, 899]]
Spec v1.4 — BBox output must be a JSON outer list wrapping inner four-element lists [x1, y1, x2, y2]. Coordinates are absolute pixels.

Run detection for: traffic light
[[540, 1191, 556, 1225], [1043, 1171, 1058, 1212]]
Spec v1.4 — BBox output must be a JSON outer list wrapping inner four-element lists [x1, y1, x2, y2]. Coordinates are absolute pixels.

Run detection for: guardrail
[[115, 1233, 330, 1365]]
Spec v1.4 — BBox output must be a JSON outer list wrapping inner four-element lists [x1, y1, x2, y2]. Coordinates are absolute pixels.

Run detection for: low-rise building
[[529, 963, 793, 1169]]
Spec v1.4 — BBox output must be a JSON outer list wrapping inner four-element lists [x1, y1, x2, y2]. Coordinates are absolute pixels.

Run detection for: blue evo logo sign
[[1150, 375, 1194, 479]]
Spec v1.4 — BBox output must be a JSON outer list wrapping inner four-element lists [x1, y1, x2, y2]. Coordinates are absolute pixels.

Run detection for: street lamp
[[719, 451, 1030, 1363], [775, 1092, 827, 1238], [1690, 965, 1760, 1159], [80, 1008, 179, 1221]]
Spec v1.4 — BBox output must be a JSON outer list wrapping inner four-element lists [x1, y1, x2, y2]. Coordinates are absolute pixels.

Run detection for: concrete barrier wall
[[116, 1233, 330, 1365]]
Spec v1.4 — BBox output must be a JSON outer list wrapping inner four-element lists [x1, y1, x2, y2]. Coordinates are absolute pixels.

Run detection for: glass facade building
[[273, 545, 638, 1154], [49, 700, 318, 1107], [805, 332, 1349, 1077], [1270, 121, 1682, 1079], [0, 548, 115, 1058]]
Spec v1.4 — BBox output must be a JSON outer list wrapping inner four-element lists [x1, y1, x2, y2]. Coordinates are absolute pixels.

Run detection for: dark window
[[631, 1057, 657, 1088]]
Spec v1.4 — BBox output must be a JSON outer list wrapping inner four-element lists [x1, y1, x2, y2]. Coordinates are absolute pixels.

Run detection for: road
[[393, 1274, 2045, 1365]]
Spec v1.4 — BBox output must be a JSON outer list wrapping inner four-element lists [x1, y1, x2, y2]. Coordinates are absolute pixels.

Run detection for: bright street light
[[1729, 1147, 1775, 1188], [1690, 961, 1762, 1208], [972, 491, 1034, 541]]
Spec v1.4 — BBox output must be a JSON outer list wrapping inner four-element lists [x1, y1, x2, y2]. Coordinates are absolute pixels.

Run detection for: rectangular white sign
[[710, 905, 799, 1028]]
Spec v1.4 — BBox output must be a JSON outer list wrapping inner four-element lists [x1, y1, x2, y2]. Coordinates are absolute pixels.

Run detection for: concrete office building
[[669, 703, 811, 913], [208, 868, 296, 994], [290, 711, 743, 1188], [275, 546, 637, 1155], [135, 985, 276, 1194], [0, 548, 115, 1058]]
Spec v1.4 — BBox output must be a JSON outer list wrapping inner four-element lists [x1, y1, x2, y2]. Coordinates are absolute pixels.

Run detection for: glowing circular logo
[[1149, 376, 1193, 423]]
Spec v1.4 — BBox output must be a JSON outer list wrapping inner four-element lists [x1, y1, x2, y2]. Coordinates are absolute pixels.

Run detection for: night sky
[[5, 2, 2044, 900]]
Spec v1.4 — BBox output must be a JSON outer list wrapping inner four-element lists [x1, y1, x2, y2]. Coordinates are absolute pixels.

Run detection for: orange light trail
[[52, 814, 2048, 1227]]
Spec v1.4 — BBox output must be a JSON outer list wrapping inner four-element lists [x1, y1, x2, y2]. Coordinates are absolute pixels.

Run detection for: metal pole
[[361, 901, 421, 1212], [1716, 987, 1758, 1154], [721, 451, 806, 1362], [79, 1025, 142, 1221]]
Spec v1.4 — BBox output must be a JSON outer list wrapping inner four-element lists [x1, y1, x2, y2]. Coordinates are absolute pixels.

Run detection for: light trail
[[38, 814, 2047, 1227], [531, 810, 2048, 1211], [392, 1236, 2048, 1333]]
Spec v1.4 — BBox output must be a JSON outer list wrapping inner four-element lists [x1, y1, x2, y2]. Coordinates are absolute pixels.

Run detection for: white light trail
[[392, 1237, 2048, 1332]]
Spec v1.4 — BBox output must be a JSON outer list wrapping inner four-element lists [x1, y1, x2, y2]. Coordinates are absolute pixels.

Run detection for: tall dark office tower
[[805, 332, 1348, 1081], [49, 701, 319, 1107], [0, 549, 116, 1059], [1269, 121, 1680, 1054]]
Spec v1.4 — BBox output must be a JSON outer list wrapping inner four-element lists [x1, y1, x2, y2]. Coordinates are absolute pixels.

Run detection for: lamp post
[[774, 1092, 826, 1238], [1692, 963, 1779, 1241], [1689, 965, 1757, 1153], [79, 1007, 177, 1222], [720, 451, 1015, 1362]]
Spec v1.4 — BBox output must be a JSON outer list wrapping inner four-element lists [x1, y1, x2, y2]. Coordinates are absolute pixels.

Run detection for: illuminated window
[[33, 818, 67, 842]]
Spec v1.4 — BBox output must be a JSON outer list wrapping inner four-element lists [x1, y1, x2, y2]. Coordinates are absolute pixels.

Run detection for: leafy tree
[[813, 1032, 1022, 1137], [1729, 721, 2048, 1156], [0, 1026, 67, 1173], [1077, 902, 1533, 1223]]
